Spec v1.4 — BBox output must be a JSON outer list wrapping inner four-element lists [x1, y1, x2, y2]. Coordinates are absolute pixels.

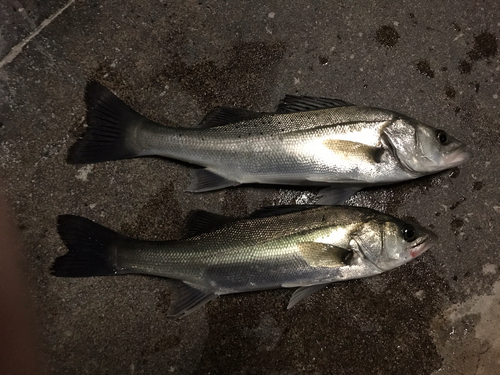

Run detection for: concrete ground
[[1, 1, 499, 374]]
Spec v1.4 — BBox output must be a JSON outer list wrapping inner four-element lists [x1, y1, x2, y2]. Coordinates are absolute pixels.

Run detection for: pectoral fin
[[298, 242, 352, 268], [287, 284, 330, 309], [167, 282, 217, 318], [322, 139, 384, 163], [187, 169, 240, 192]]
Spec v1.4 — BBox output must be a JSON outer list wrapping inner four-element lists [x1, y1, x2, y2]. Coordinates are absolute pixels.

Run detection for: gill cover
[[383, 117, 469, 174]]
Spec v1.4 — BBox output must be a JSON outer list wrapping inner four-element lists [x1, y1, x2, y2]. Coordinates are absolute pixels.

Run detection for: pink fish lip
[[409, 233, 437, 258]]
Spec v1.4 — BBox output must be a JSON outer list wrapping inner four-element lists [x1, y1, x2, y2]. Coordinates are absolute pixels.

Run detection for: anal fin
[[168, 282, 217, 318], [187, 169, 240, 192], [287, 284, 330, 309]]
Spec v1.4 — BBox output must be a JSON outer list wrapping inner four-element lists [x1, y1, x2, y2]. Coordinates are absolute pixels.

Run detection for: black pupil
[[402, 225, 416, 242], [437, 131, 448, 144]]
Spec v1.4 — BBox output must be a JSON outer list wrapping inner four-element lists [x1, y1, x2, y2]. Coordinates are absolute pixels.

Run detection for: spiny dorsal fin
[[276, 95, 354, 113], [298, 242, 352, 268], [183, 210, 237, 238], [248, 205, 319, 219], [197, 107, 265, 128]]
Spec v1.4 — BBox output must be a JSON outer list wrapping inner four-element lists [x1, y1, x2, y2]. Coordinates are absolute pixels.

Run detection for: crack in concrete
[[474, 343, 492, 375], [0, 0, 75, 69]]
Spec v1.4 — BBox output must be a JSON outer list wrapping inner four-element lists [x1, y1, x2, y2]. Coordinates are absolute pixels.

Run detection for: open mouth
[[410, 233, 438, 258]]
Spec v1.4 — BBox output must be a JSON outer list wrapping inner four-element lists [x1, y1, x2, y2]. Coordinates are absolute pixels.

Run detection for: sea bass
[[68, 82, 470, 204], [51, 206, 436, 317]]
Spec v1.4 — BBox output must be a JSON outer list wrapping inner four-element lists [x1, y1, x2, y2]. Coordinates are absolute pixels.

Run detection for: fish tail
[[51, 215, 125, 277], [68, 82, 149, 164]]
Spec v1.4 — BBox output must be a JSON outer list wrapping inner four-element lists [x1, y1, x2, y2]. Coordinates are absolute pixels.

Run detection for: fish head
[[383, 117, 471, 175], [354, 217, 437, 272]]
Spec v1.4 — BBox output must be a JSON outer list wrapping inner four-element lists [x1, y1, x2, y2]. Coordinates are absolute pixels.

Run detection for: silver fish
[[51, 206, 436, 317], [69, 82, 471, 204]]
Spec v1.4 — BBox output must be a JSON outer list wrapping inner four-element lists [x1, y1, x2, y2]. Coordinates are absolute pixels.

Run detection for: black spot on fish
[[467, 32, 498, 61], [458, 59, 472, 74], [473, 181, 483, 191], [375, 25, 400, 47], [318, 56, 329, 65], [416, 60, 435, 78], [445, 86, 456, 99]]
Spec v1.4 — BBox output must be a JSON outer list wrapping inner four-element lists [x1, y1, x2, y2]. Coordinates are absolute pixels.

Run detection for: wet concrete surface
[[1, 1, 499, 374]]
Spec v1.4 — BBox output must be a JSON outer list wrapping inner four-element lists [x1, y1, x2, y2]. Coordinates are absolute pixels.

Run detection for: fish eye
[[402, 224, 417, 242], [436, 130, 449, 145]]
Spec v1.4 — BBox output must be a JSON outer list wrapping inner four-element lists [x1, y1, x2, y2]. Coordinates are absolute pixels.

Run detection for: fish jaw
[[409, 232, 438, 258], [440, 146, 472, 169]]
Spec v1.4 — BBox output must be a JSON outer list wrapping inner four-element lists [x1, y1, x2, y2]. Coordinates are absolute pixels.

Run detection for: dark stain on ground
[[120, 182, 183, 239], [450, 196, 466, 210], [445, 85, 456, 99], [417, 59, 435, 78], [473, 181, 483, 191], [448, 167, 460, 179], [458, 59, 472, 74], [450, 217, 464, 234], [193, 261, 450, 374], [318, 55, 329, 65], [452, 22, 461, 32], [467, 32, 498, 61], [409, 13, 418, 26], [154, 42, 286, 112], [375, 25, 400, 47]]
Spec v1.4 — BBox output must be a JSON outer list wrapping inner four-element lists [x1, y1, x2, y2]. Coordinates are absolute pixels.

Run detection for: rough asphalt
[[1, 1, 499, 374]]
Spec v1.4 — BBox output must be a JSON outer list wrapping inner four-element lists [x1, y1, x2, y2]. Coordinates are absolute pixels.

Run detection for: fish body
[[52, 206, 436, 317], [70, 83, 470, 203]]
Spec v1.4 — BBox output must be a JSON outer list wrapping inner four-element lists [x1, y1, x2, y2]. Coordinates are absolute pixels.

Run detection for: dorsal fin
[[276, 95, 354, 113], [197, 107, 265, 128], [248, 205, 318, 219], [183, 210, 237, 238]]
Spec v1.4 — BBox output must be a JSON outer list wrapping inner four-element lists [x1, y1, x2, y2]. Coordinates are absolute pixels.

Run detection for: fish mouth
[[409, 232, 438, 258], [443, 147, 472, 168]]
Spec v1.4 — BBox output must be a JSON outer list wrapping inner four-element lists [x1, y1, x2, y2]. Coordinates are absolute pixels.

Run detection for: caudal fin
[[68, 82, 147, 164], [51, 215, 125, 277]]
